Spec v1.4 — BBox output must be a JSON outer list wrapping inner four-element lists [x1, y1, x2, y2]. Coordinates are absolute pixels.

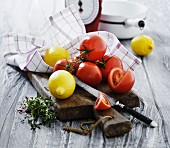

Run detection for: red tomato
[[76, 62, 102, 87], [79, 34, 107, 61], [94, 92, 111, 110], [98, 55, 123, 80], [108, 67, 135, 94], [69, 56, 82, 72], [53, 59, 75, 74]]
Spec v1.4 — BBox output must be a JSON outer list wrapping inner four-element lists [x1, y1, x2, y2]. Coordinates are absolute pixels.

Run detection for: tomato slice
[[94, 92, 111, 110], [108, 67, 135, 94]]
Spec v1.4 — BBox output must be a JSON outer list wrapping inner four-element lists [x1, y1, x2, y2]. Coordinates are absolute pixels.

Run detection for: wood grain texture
[[0, 0, 170, 147]]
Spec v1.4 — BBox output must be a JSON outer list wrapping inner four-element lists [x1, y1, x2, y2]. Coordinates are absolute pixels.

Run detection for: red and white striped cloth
[[1, 5, 141, 73]]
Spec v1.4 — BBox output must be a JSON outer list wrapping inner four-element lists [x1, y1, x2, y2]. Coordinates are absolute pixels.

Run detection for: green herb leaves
[[17, 96, 57, 130]]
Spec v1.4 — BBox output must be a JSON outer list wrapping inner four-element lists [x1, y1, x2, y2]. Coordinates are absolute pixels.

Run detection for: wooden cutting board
[[27, 72, 140, 137]]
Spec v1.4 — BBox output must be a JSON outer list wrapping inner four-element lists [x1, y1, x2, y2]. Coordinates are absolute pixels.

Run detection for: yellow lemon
[[48, 70, 76, 99], [130, 35, 154, 56], [44, 46, 70, 67]]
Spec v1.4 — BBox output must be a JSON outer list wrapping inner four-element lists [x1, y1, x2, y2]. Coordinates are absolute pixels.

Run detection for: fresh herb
[[17, 96, 57, 130]]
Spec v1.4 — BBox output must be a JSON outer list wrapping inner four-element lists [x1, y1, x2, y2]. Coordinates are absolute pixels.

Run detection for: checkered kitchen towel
[[1, 5, 141, 73]]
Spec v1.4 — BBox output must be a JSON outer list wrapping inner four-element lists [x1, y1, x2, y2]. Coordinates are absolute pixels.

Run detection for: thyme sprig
[[17, 96, 57, 130]]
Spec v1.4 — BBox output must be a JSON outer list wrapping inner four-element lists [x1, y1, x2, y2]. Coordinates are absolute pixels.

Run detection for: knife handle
[[115, 101, 157, 127]]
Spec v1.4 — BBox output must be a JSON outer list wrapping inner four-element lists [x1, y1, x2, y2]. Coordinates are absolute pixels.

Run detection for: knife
[[74, 76, 157, 128]]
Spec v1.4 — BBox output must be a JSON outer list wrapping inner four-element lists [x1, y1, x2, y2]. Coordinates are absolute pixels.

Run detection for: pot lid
[[101, 1, 147, 22]]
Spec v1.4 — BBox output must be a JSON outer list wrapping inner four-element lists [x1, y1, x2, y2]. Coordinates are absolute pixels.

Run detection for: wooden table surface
[[0, 0, 170, 147]]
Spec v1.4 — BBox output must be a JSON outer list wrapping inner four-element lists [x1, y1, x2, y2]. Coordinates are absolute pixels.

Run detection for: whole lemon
[[44, 46, 70, 67], [48, 70, 76, 99], [130, 35, 154, 56]]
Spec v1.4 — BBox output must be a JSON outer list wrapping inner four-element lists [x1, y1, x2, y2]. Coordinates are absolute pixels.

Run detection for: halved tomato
[[108, 67, 135, 94], [94, 92, 111, 110]]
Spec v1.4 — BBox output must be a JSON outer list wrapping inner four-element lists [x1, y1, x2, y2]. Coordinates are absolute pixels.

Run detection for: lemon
[[48, 70, 76, 99], [130, 35, 154, 56], [44, 46, 70, 67]]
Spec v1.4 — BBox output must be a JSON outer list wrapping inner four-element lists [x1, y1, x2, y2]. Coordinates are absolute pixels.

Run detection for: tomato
[[69, 56, 82, 72], [94, 92, 111, 110], [53, 59, 75, 74], [76, 62, 102, 87], [79, 34, 107, 61], [108, 67, 135, 94], [98, 55, 123, 80]]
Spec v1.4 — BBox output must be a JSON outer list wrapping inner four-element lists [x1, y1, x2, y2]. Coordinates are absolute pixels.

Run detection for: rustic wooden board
[[27, 72, 140, 137], [94, 108, 132, 137], [27, 72, 140, 120]]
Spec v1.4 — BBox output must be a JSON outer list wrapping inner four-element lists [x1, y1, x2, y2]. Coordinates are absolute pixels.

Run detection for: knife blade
[[74, 76, 157, 128]]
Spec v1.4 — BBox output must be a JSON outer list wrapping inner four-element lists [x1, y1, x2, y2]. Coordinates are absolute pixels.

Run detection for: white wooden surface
[[0, 0, 170, 147]]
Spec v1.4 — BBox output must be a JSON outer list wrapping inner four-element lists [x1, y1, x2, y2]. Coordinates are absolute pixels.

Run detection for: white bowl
[[98, 1, 147, 39]]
